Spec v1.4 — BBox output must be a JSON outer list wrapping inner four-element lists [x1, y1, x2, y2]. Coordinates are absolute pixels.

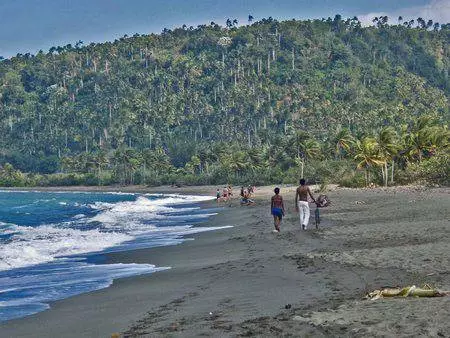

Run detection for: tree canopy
[[0, 16, 449, 186]]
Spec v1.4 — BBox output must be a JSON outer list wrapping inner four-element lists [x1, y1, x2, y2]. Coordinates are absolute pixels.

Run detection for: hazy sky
[[0, 0, 449, 58]]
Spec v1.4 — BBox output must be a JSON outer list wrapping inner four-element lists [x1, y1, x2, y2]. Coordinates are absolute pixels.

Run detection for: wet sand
[[0, 186, 449, 337]]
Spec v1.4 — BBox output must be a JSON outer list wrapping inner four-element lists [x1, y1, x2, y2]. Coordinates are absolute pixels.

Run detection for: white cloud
[[357, 0, 450, 26]]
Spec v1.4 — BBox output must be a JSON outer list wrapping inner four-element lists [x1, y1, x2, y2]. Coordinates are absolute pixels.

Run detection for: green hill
[[0, 16, 449, 186]]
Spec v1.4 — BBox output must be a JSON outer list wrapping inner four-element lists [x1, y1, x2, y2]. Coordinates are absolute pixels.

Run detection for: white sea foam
[[0, 192, 229, 322], [144, 193, 215, 204], [88, 196, 200, 226], [0, 193, 223, 272], [0, 224, 132, 271], [0, 222, 21, 235], [0, 190, 136, 196]]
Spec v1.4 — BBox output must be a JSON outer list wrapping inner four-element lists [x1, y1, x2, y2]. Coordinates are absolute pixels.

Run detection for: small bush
[[398, 152, 449, 186]]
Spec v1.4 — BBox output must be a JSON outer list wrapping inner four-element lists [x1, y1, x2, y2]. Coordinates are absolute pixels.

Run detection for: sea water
[[0, 190, 227, 322]]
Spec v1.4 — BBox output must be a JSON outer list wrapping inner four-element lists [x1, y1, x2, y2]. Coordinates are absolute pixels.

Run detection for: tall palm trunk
[[390, 160, 394, 184], [97, 165, 102, 185], [384, 161, 388, 187]]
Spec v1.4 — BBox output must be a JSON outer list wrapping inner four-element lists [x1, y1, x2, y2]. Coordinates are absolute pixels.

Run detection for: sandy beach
[[0, 185, 449, 337]]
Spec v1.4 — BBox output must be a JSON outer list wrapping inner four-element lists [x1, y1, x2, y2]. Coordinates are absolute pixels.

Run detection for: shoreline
[[0, 190, 223, 321], [0, 182, 440, 193], [0, 196, 239, 337], [0, 184, 233, 196], [0, 186, 449, 337]]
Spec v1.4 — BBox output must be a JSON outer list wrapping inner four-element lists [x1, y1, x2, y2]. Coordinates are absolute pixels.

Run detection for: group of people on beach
[[216, 185, 233, 202], [216, 180, 319, 233], [216, 185, 255, 205], [271, 178, 316, 233]]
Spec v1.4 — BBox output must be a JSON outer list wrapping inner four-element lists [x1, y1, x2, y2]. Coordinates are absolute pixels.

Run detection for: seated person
[[240, 189, 255, 205]]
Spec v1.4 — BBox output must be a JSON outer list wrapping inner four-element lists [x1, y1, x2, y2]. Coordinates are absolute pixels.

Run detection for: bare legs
[[273, 216, 280, 232]]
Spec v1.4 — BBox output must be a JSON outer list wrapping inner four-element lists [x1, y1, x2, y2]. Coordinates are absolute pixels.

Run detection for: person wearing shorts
[[271, 187, 285, 232]]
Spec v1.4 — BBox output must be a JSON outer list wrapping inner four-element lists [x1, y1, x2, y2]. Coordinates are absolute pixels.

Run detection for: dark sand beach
[[0, 185, 449, 337]]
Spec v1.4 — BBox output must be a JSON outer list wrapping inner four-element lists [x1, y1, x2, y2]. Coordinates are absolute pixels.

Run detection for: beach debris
[[284, 303, 292, 309], [365, 285, 449, 300], [355, 200, 366, 205], [111, 333, 121, 338]]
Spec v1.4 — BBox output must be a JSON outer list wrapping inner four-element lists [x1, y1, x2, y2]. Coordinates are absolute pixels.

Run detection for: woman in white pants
[[295, 179, 316, 230]]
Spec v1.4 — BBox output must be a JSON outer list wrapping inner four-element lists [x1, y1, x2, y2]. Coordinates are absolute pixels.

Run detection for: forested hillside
[[0, 16, 449, 187]]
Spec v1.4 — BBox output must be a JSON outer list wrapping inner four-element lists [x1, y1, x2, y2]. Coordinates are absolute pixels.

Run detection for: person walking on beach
[[216, 188, 221, 202], [227, 185, 233, 198], [222, 187, 228, 201], [295, 179, 316, 230], [271, 187, 285, 232]]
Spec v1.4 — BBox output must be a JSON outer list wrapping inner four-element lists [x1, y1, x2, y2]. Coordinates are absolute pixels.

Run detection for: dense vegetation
[[0, 15, 449, 187]]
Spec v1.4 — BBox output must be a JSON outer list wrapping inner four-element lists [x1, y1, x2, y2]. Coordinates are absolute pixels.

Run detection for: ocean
[[0, 190, 226, 322]]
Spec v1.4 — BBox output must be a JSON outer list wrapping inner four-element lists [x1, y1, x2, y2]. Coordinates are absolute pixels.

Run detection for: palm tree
[[377, 127, 398, 186], [186, 155, 201, 174], [354, 137, 385, 186], [61, 156, 77, 173], [404, 116, 436, 163], [246, 148, 263, 172], [93, 151, 109, 183], [303, 139, 321, 161], [113, 148, 142, 184], [289, 132, 320, 178], [417, 17, 426, 29], [288, 131, 308, 177], [429, 126, 449, 151], [334, 128, 354, 159], [230, 151, 247, 178]]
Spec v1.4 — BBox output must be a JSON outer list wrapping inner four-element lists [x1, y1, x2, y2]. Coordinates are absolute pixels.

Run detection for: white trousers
[[298, 201, 310, 228]]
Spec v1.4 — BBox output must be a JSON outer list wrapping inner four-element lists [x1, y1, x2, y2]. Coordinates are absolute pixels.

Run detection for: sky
[[0, 0, 449, 58]]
